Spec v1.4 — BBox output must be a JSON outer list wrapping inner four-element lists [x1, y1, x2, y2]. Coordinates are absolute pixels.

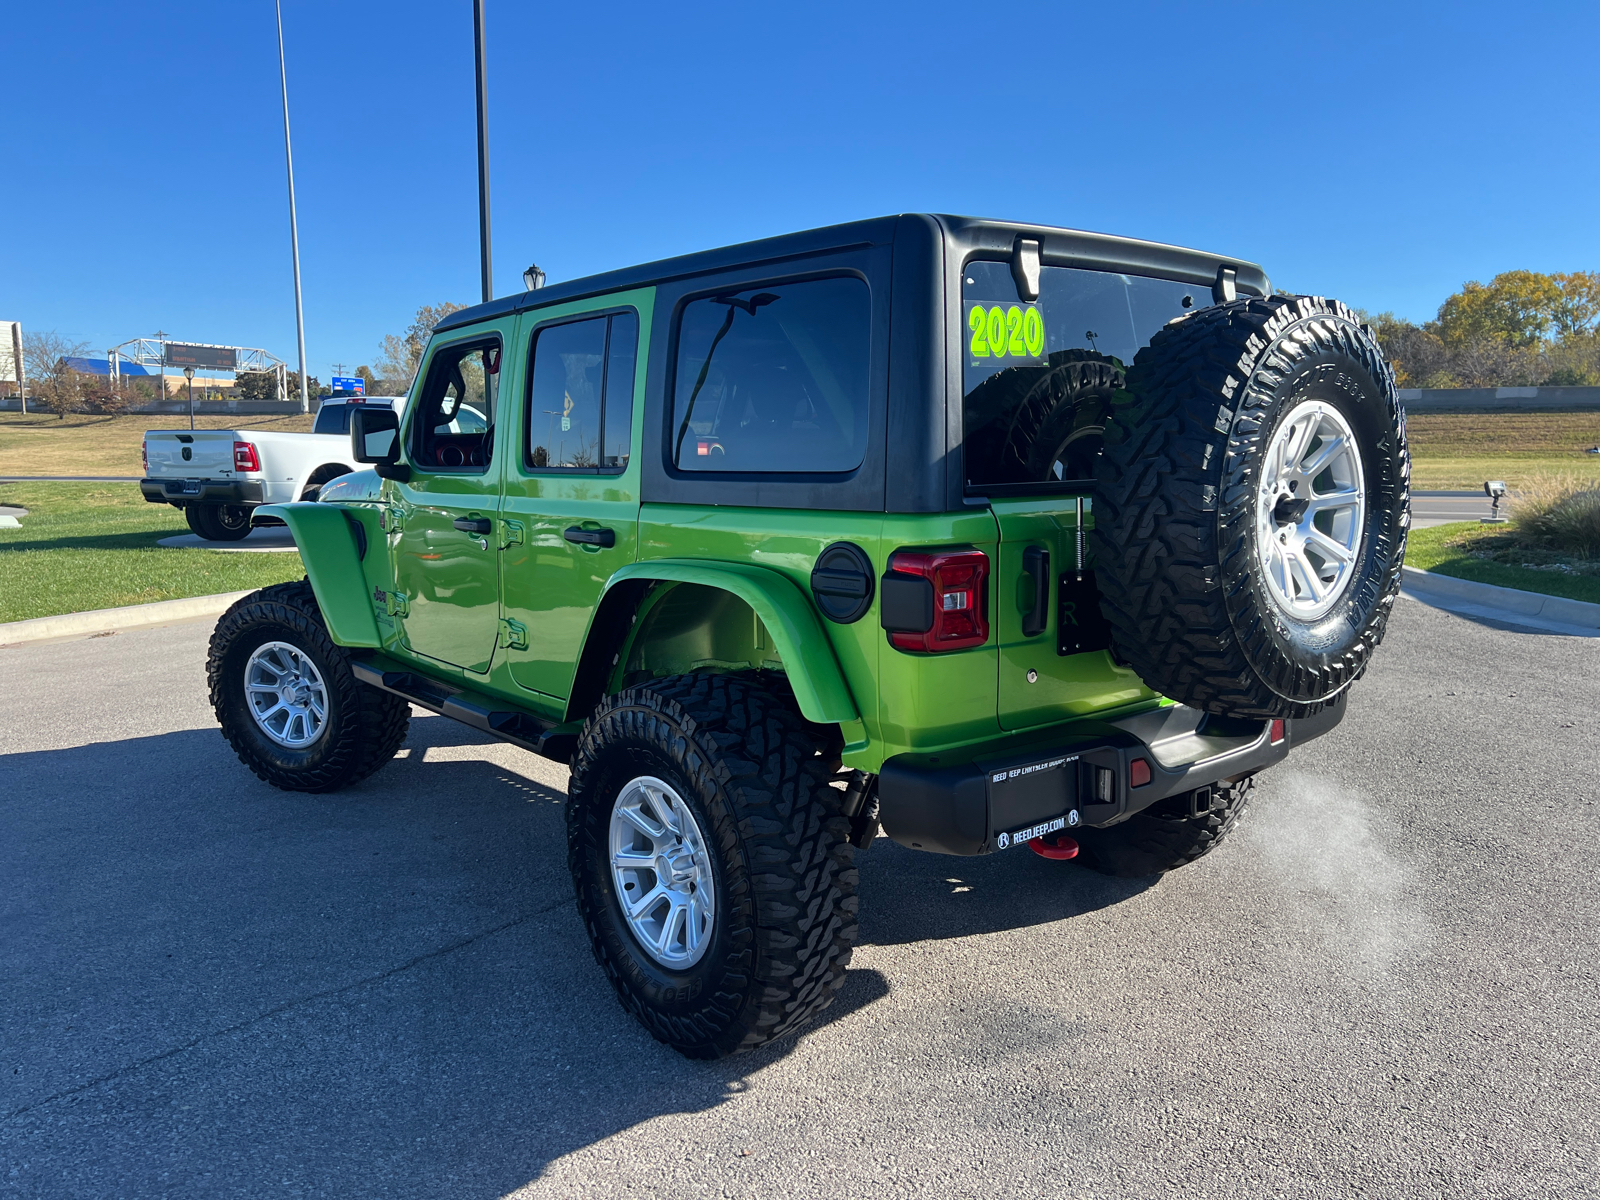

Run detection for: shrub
[[1512, 476, 1600, 558]]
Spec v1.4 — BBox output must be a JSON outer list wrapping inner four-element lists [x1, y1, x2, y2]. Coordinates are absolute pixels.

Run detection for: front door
[[499, 299, 646, 699], [393, 334, 506, 673]]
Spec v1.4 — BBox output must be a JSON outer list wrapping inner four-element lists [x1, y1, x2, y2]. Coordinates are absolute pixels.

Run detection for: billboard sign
[[330, 375, 365, 396], [164, 343, 238, 370], [0, 321, 20, 386]]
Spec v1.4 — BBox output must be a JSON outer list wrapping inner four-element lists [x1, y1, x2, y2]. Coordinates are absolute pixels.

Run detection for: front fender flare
[[570, 559, 861, 728], [255, 502, 381, 648]]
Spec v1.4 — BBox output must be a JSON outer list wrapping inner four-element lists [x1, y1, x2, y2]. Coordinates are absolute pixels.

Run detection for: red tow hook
[[1028, 832, 1079, 860]]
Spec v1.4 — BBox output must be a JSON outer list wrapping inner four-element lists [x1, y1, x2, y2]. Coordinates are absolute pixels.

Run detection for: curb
[[0, 590, 251, 647], [1401, 565, 1600, 636]]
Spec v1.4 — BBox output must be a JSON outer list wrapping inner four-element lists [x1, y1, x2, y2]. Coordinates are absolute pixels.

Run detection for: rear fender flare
[[253, 502, 381, 648], [566, 559, 860, 728]]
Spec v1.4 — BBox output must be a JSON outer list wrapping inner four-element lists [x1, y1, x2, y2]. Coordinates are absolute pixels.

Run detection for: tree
[[83, 375, 141, 415], [235, 371, 281, 402], [1436, 270, 1562, 347], [1358, 310, 1452, 388], [21, 330, 91, 419], [375, 301, 468, 393], [355, 364, 381, 396], [1550, 272, 1600, 339]]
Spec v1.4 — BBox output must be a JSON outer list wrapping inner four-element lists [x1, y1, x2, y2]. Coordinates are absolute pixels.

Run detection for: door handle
[[1021, 546, 1050, 637], [563, 526, 615, 548], [453, 517, 492, 535]]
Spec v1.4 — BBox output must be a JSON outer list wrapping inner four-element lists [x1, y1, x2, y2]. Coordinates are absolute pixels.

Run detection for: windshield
[[962, 261, 1204, 489]]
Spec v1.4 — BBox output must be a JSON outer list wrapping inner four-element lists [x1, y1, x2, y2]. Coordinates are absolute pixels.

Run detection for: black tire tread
[[567, 673, 858, 1058], [1091, 295, 1409, 718], [1074, 776, 1254, 877], [207, 579, 410, 792]]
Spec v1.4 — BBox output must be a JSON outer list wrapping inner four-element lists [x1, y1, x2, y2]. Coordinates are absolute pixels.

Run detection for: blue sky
[[5, 0, 1598, 380]]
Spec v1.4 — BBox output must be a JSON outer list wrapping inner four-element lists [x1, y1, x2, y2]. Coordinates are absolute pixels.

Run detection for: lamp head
[[183, 366, 196, 380], [522, 263, 546, 291]]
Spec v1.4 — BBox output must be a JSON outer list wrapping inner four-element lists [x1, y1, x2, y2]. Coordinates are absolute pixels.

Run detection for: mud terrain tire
[[207, 580, 410, 791], [567, 674, 859, 1059], [1091, 295, 1409, 719], [1074, 776, 1254, 877]]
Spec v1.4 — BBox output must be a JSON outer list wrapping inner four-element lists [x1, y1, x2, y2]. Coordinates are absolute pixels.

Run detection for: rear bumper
[[140, 478, 265, 506], [877, 692, 1347, 856]]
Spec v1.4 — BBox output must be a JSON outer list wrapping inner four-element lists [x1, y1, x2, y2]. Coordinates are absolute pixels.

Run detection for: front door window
[[391, 336, 505, 673]]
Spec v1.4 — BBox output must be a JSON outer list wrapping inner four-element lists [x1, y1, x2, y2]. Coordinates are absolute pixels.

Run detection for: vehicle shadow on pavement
[[0, 717, 893, 1197], [858, 838, 1156, 946]]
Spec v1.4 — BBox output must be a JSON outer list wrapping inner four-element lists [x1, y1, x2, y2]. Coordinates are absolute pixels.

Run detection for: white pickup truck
[[139, 398, 404, 541]]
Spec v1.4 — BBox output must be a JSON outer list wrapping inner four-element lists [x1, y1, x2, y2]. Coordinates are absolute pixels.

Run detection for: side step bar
[[350, 658, 581, 764]]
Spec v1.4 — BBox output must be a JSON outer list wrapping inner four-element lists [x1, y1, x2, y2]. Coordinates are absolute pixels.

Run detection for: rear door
[[390, 326, 509, 674], [498, 292, 649, 699]]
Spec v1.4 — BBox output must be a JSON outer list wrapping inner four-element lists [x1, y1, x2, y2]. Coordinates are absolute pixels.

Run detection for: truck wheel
[[207, 580, 410, 792], [1092, 295, 1409, 719], [188, 502, 253, 542], [567, 674, 859, 1059], [1073, 776, 1254, 877], [965, 349, 1123, 484]]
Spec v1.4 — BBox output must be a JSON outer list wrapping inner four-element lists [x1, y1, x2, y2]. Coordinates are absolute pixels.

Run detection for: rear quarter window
[[670, 276, 870, 473]]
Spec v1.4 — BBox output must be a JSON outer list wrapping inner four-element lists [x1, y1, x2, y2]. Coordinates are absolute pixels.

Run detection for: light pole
[[275, 0, 310, 414], [184, 366, 197, 431], [474, 0, 493, 303]]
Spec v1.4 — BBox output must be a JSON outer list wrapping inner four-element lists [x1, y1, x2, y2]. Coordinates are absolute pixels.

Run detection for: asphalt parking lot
[[3, 599, 1598, 1199]]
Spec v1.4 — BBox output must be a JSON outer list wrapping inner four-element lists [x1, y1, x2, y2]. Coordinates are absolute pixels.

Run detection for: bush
[[1542, 366, 1600, 387], [1512, 476, 1600, 558]]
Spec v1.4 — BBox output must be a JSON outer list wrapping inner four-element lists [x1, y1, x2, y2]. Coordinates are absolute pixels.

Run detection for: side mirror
[[351, 407, 410, 481]]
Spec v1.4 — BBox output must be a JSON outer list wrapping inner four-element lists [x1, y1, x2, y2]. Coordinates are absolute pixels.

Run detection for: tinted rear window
[[670, 277, 870, 473], [313, 404, 352, 435], [962, 261, 1202, 489]]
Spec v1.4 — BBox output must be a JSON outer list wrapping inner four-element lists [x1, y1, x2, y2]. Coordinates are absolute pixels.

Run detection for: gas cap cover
[[810, 542, 875, 624]]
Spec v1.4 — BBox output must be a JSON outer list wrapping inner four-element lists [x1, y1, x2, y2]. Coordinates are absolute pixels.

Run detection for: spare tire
[[965, 350, 1123, 484], [1091, 295, 1409, 719]]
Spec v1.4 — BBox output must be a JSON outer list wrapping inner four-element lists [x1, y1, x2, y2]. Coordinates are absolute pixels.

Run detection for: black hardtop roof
[[433, 213, 1268, 334]]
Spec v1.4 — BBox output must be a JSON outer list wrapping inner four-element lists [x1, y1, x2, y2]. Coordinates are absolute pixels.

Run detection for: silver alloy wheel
[[608, 775, 716, 969], [244, 640, 330, 748], [1255, 400, 1367, 621]]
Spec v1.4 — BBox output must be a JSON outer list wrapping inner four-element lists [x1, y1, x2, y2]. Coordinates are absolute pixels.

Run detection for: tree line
[[1360, 270, 1600, 388]]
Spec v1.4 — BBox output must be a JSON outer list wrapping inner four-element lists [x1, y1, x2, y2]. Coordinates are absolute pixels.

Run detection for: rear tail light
[[880, 547, 990, 652], [1269, 719, 1286, 745], [233, 441, 261, 472], [1129, 757, 1152, 788], [141, 439, 148, 473]]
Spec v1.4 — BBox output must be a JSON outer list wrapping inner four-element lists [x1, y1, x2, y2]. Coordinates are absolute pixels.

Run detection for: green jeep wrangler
[[207, 215, 1409, 1058]]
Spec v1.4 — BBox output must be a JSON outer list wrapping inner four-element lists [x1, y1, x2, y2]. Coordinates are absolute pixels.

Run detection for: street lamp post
[[184, 366, 196, 430], [275, 0, 311, 414], [474, 0, 493, 303]]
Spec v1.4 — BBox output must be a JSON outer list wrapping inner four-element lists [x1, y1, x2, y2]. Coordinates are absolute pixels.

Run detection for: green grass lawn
[[0, 482, 304, 624], [1404, 411, 1600, 490], [1405, 521, 1600, 605]]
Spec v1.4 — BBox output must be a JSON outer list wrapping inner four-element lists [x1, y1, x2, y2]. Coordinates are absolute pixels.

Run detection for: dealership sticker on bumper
[[995, 810, 1079, 850], [991, 754, 1076, 786]]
